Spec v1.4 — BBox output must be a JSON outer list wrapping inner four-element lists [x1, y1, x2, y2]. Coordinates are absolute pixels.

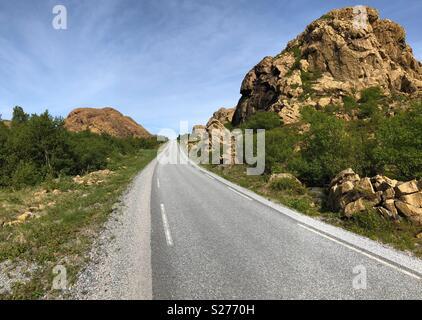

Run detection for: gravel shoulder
[[71, 159, 157, 300]]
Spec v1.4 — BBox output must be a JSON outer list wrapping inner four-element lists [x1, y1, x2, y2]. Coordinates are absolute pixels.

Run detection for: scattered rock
[[372, 175, 398, 191], [330, 168, 361, 187], [400, 192, 422, 208], [395, 201, 422, 225], [355, 178, 375, 194], [269, 173, 302, 185], [17, 212, 33, 222], [317, 97, 332, 108], [339, 181, 355, 194], [344, 198, 366, 217], [383, 199, 399, 218], [328, 169, 422, 225], [395, 180, 419, 196], [73, 170, 114, 186], [382, 187, 396, 200]]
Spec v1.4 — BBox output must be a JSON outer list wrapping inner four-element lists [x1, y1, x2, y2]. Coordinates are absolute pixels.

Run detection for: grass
[[0, 149, 156, 299], [204, 164, 422, 258]]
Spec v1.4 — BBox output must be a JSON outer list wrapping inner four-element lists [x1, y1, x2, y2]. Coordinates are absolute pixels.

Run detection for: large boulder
[[232, 6, 422, 126], [395, 201, 422, 225], [344, 199, 366, 217], [394, 180, 419, 196], [64, 107, 151, 138], [400, 192, 422, 208]]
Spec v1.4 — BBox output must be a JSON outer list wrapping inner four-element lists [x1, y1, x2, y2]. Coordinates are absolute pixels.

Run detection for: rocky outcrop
[[206, 108, 235, 128], [64, 107, 151, 139], [232, 6, 422, 126], [328, 168, 422, 225], [190, 107, 237, 164]]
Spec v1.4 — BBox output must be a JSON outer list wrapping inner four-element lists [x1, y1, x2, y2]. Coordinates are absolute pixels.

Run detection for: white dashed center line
[[160, 203, 173, 246]]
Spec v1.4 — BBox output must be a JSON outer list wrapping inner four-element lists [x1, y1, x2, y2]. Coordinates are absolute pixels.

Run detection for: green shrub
[[291, 108, 362, 185], [343, 96, 358, 114], [265, 127, 300, 172], [242, 112, 281, 130], [349, 209, 393, 234], [270, 177, 306, 195], [300, 70, 321, 98], [11, 106, 29, 126], [360, 87, 383, 104], [373, 102, 422, 180], [0, 107, 159, 189], [358, 87, 383, 119], [285, 197, 316, 215], [320, 14, 333, 20], [11, 161, 41, 188]]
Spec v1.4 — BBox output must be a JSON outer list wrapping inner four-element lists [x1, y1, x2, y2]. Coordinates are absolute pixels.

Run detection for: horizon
[[1, 0, 422, 134]]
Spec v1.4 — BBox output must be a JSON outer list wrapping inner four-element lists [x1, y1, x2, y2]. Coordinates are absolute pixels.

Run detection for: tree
[[11, 106, 29, 126], [291, 108, 361, 186]]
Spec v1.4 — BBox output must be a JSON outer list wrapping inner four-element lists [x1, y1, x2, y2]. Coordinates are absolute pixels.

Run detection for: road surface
[[151, 141, 422, 299]]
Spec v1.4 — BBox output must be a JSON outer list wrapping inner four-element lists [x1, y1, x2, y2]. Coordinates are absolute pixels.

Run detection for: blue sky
[[0, 0, 421, 134]]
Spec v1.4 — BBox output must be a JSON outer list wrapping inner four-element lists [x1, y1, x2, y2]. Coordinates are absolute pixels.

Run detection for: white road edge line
[[298, 223, 421, 280], [205, 173, 216, 180], [157, 178, 160, 189], [228, 186, 252, 201], [160, 203, 174, 247]]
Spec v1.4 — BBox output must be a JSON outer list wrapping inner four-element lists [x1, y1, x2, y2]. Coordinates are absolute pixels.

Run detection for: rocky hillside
[[64, 107, 151, 138], [232, 6, 422, 125]]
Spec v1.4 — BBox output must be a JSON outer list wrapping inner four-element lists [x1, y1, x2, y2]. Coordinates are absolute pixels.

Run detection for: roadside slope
[[71, 159, 157, 300]]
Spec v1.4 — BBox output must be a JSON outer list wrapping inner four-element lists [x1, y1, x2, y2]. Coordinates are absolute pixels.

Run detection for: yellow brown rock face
[[232, 6, 422, 126], [64, 107, 151, 139]]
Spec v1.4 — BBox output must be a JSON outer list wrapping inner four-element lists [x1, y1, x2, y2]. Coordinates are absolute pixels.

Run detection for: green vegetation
[[269, 177, 306, 195], [374, 102, 422, 180], [246, 87, 422, 186], [320, 14, 333, 20], [0, 150, 156, 299], [300, 70, 322, 98], [0, 106, 159, 299], [241, 112, 281, 130], [343, 95, 358, 115], [0, 107, 158, 189], [290, 107, 367, 185], [204, 88, 422, 256], [290, 46, 302, 71]]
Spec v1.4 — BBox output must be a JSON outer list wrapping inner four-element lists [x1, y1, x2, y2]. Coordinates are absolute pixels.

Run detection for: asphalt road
[[151, 141, 422, 299]]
